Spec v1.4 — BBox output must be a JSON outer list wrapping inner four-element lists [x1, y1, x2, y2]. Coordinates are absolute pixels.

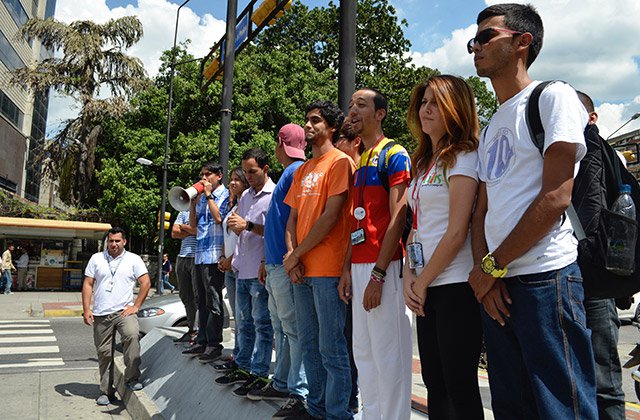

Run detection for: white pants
[[351, 260, 413, 420]]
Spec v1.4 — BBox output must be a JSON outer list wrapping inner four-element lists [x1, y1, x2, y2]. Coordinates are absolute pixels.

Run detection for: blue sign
[[220, 14, 250, 63]]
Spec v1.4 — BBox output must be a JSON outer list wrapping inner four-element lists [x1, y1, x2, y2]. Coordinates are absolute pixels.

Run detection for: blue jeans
[[265, 264, 308, 398], [482, 262, 597, 419], [158, 273, 175, 294], [235, 277, 273, 377], [2, 270, 12, 293], [585, 297, 625, 420], [224, 270, 239, 359], [293, 277, 352, 420]]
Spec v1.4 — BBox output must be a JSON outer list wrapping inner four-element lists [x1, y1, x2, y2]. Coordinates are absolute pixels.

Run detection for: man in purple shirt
[[215, 148, 275, 398]]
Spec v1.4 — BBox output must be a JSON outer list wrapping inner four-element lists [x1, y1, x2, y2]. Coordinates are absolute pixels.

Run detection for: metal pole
[[219, 0, 239, 184], [338, 0, 356, 114], [159, 0, 191, 294]]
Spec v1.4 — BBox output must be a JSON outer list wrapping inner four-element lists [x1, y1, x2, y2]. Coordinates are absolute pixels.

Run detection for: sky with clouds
[[49, 0, 640, 138]]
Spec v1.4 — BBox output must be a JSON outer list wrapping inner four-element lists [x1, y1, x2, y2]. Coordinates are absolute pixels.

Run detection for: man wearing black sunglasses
[[467, 3, 597, 419]]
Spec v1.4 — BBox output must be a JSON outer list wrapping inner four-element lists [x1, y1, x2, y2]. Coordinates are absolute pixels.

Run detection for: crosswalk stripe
[[0, 345, 59, 355], [0, 324, 54, 329], [0, 329, 54, 335], [0, 358, 64, 369], [0, 320, 50, 324], [0, 336, 57, 344]]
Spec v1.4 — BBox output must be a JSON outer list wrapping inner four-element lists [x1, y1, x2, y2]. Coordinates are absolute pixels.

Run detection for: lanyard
[[411, 157, 439, 230], [357, 135, 386, 209], [105, 250, 126, 280]]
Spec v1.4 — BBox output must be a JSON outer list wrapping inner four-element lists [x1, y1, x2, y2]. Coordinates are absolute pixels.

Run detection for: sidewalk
[[4, 290, 640, 419]]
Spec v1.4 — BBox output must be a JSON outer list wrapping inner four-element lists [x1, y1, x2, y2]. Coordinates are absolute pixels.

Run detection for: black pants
[[416, 282, 484, 420], [194, 263, 225, 349], [176, 256, 197, 331]]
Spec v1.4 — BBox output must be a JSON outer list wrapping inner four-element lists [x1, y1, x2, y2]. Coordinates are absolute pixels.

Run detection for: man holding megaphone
[[181, 162, 230, 364]]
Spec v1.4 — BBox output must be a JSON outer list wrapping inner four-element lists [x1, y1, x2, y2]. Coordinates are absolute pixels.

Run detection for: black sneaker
[[282, 410, 320, 420], [232, 376, 268, 398], [214, 368, 250, 386], [213, 360, 237, 372], [272, 397, 306, 418], [246, 381, 290, 401], [198, 348, 223, 364], [181, 344, 205, 356]]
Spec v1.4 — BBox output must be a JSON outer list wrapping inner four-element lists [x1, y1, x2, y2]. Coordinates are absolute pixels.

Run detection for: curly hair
[[407, 75, 479, 177]]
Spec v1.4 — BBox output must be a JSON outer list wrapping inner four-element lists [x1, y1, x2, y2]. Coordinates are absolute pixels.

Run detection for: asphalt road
[[0, 317, 131, 419]]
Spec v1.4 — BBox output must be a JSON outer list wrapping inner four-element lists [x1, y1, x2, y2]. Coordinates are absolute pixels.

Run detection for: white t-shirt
[[409, 151, 478, 287], [222, 204, 239, 260], [478, 81, 588, 276], [84, 250, 148, 316]]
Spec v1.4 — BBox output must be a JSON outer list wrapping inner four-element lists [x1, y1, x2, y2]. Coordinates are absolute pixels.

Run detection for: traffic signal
[[251, 0, 292, 27], [157, 211, 171, 230], [203, 57, 223, 81]]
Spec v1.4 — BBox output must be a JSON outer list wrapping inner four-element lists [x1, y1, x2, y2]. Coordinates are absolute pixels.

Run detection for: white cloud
[[407, 0, 640, 137], [47, 0, 226, 135]]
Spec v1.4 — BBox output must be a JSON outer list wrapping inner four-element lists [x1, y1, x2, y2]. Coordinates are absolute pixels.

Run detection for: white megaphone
[[168, 182, 205, 211]]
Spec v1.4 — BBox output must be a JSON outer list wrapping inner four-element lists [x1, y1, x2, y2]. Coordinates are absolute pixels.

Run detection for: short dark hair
[[305, 100, 344, 142], [241, 148, 269, 169], [201, 161, 223, 175], [362, 87, 389, 119], [576, 91, 595, 113], [108, 226, 127, 240], [477, 3, 543, 68]]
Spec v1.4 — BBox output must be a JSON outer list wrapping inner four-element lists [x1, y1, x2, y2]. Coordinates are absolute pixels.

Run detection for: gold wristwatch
[[481, 252, 508, 278]]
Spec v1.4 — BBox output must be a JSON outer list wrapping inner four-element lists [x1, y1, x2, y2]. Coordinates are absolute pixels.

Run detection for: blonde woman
[[404, 75, 483, 419]]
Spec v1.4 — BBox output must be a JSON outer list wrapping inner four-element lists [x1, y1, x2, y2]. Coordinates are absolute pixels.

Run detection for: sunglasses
[[467, 27, 522, 54]]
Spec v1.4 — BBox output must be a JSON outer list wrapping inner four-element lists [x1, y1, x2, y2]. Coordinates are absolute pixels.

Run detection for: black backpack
[[377, 140, 413, 246], [527, 80, 640, 298]]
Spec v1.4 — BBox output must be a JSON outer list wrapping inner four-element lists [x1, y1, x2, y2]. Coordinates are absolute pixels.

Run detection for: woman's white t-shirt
[[408, 150, 478, 287], [222, 204, 239, 259]]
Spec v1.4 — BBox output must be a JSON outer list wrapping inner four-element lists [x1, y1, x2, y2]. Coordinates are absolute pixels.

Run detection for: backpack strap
[[525, 80, 586, 241], [525, 80, 557, 155], [377, 140, 397, 192]]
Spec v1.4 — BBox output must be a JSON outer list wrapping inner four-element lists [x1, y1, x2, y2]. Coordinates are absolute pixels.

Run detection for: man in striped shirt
[[171, 209, 198, 343]]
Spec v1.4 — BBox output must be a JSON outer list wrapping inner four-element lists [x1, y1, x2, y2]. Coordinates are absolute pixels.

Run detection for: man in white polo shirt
[[82, 227, 151, 406]]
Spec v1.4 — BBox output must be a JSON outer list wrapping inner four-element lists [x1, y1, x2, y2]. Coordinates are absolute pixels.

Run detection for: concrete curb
[[43, 308, 83, 317], [114, 353, 164, 420]]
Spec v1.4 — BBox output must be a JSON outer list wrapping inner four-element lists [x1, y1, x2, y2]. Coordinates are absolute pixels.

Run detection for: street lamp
[[136, 157, 154, 166], [608, 112, 640, 144], [156, 0, 193, 294]]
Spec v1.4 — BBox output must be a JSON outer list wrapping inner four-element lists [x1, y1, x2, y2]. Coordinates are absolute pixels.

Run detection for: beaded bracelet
[[370, 273, 385, 284], [372, 266, 386, 278]]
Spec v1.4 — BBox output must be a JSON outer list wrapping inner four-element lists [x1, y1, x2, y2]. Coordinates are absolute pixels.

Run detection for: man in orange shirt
[[284, 100, 355, 420]]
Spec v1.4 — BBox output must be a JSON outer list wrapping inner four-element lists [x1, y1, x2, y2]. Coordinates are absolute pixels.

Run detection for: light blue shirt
[[195, 185, 230, 265]]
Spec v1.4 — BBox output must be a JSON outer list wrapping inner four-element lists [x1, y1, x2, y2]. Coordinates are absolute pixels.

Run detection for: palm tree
[[11, 16, 149, 205]]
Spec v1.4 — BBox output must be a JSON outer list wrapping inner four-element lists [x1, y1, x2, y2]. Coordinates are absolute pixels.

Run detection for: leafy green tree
[[11, 16, 148, 205]]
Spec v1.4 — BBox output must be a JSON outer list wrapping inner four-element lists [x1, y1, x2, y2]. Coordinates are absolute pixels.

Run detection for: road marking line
[[0, 324, 54, 329], [0, 320, 50, 324], [0, 358, 64, 369], [0, 329, 54, 335], [0, 345, 60, 355], [0, 336, 57, 344]]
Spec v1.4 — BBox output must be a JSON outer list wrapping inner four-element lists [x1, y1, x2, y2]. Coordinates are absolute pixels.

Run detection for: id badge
[[105, 280, 115, 293], [406, 242, 424, 269], [351, 228, 366, 245]]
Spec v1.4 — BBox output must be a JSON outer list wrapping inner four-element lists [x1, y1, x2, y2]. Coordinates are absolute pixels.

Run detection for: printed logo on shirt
[[422, 170, 443, 187], [301, 172, 324, 196], [484, 127, 515, 183]]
